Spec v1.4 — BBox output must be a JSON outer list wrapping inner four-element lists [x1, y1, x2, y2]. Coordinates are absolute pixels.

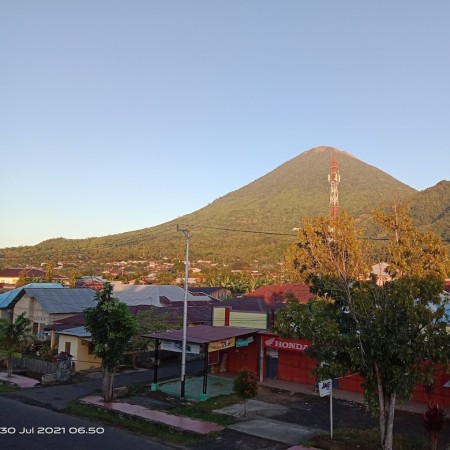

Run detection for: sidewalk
[[0, 372, 40, 388], [79, 394, 323, 448], [81, 394, 224, 435]]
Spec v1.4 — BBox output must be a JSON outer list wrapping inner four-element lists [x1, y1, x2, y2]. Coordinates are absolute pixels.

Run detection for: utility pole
[[177, 225, 190, 398]]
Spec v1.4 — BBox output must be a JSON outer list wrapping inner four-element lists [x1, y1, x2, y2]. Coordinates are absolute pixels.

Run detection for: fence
[[12, 357, 56, 375]]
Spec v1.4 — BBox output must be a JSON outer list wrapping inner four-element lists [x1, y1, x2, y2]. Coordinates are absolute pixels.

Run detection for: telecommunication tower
[[328, 156, 340, 220]]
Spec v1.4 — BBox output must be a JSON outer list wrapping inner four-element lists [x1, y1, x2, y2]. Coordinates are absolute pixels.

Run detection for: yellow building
[[213, 306, 268, 329], [57, 327, 101, 372]]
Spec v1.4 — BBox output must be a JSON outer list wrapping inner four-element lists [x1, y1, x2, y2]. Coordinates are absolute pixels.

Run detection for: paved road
[[3, 359, 203, 410], [0, 396, 176, 450]]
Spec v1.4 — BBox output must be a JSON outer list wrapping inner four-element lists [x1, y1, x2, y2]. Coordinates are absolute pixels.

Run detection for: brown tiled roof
[[45, 313, 87, 331], [128, 304, 212, 325], [168, 300, 216, 307], [244, 283, 313, 304], [0, 268, 64, 279], [144, 324, 260, 343]]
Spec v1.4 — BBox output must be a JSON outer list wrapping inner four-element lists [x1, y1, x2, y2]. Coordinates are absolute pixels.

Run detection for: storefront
[[259, 333, 316, 385]]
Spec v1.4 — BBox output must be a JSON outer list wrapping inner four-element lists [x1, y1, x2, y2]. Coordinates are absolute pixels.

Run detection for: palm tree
[[0, 313, 31, 377]]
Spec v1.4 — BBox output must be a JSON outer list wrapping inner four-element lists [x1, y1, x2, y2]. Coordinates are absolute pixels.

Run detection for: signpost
[[319, 379, 333, 439]]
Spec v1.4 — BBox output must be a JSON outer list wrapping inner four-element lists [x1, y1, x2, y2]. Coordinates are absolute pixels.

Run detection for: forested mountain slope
[[2, 146, 448, 268]]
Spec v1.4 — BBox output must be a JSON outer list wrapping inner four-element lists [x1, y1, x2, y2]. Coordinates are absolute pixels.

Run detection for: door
[[265, 349, 278, 379]]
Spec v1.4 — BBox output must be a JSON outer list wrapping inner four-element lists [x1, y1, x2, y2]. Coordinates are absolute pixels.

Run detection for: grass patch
[[0, 383, 18, 392], [66, 402, 201, 446], [169, 394, 239, 425], [305, 428, 430, 450], [125, 382, 148, 396]]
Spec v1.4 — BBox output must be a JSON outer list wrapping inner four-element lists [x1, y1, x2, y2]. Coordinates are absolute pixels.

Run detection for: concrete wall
[[13, 294, 75, 333], [230, 311, 267, 329]]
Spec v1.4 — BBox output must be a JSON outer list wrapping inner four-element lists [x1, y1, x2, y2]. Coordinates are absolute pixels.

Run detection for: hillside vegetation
[[1, 146, 448, 269]]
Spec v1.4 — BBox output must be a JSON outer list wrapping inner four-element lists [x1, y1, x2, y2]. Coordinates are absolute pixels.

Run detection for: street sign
[[318, 379, 334, 439], [318, 379, 332, 397]]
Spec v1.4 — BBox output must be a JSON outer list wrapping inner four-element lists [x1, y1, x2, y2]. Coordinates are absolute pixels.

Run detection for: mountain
[[1, 146, 448, 269], [409, 180, 450, 241]]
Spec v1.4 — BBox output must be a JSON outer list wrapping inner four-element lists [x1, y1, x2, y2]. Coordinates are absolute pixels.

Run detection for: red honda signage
[[263, 336, 309, 352]]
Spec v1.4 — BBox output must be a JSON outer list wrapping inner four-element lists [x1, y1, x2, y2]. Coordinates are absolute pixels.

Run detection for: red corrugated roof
[[444, 279, 450, 293], [244, 283, 313, 304]]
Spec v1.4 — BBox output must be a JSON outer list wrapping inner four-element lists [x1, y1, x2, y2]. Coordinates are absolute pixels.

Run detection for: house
[[53, 303, 214, 372], [75, 276, 108, 291], [0, 268, 65, 286], [370, 262, 392, 285], [110, 283, 216, 307], [213, 283, 313, 329], [0, 283, 64, 320], [189, 286, 232, 301], [213, 297, 286, 329], [56, 326, 101, 372], [0, 286, 96, 335]]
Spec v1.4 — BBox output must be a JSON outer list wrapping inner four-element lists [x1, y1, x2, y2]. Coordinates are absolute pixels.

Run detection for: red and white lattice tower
[[328, 156, 340, 220]]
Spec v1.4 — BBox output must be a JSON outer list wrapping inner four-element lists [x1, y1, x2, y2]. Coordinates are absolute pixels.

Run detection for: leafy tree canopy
[[85, 282, 137, 401], [276, 205, 450, 450], [85, 283, 137, 370], [0, 312, 31, 377]]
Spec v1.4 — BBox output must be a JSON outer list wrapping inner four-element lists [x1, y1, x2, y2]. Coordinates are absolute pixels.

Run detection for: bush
[[233, 368, 258, 415], [36, 343, 58, 362]]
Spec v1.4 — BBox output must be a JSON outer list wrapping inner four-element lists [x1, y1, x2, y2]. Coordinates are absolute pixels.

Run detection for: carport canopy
[[143, 325, 261, 398], [143, 324, 260, 345]]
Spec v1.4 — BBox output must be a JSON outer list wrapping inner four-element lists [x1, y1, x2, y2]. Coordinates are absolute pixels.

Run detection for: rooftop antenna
[[328, 154, 340, 220]]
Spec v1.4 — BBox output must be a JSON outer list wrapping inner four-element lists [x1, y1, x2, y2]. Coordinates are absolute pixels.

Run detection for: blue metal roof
[[0, 283, 64, 309], [56, 326, 92, 338], [23, 288, 95, 313], [0, 287, 22, 308]]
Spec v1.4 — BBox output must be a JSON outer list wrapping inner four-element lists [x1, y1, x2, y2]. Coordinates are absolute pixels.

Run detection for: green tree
[[0, 313, 31, 377], [154, 271, 177, 285], [201, 270, 273, 296], [276, 208, 450, 450], [284, 211, 370, 285], [68, 271, 80, 288], [85, 283, 137, 402], [45, 261, 55, 283], [129, 308, 181, 368], [373, 203, 449, 279], [15, 270, 29, 287]]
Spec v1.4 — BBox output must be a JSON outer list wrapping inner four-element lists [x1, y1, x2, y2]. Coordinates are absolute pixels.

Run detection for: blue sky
[[1, 1, 449, 248]]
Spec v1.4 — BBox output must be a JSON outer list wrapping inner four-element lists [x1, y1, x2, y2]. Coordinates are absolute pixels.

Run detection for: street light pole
[[177, 225, 190, 398]]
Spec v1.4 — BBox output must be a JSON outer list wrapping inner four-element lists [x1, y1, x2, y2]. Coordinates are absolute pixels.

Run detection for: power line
[[1, 222, 449, 262], [178, 224, 296, 237]]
